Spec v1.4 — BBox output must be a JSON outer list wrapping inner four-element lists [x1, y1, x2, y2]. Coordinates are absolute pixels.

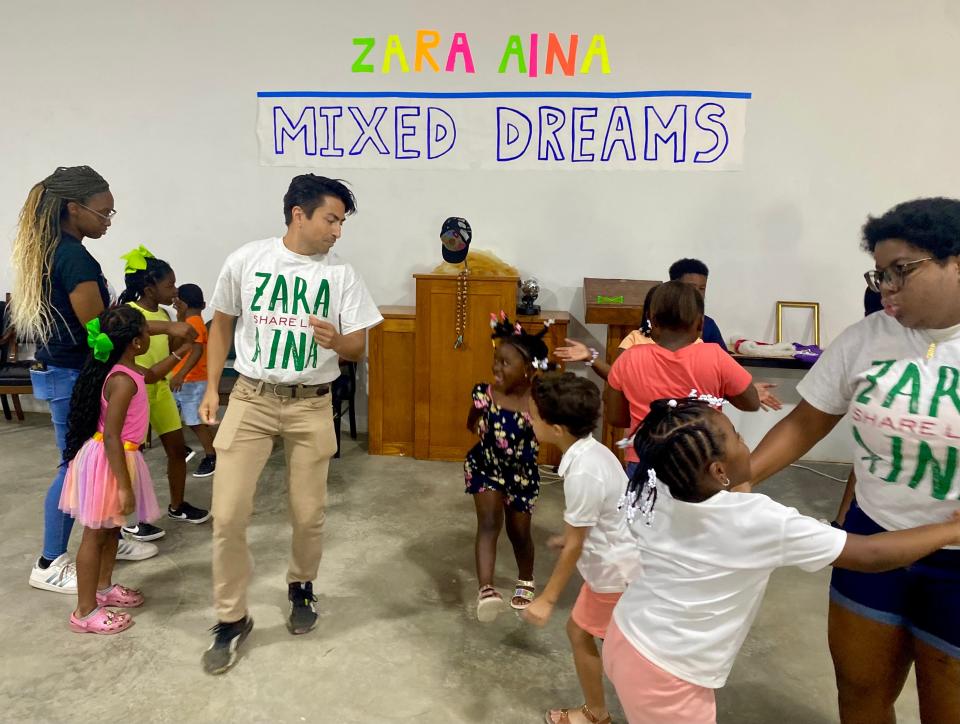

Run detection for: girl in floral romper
[[466, 312, 553, 622]]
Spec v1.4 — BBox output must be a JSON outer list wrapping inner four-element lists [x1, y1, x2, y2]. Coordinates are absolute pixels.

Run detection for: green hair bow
[[86, 318, 115, 363], [121, 244, 155, 275]]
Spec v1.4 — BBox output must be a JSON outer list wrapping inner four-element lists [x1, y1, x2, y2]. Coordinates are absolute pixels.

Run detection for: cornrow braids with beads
[[62, 306, 147, 465], [10, 166, 109, 343], [490, 311, 556, 372], [623, 398, 727, 520]]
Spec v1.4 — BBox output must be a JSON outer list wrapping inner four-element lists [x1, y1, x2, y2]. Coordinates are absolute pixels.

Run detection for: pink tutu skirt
[[59, 435, 160, 529]]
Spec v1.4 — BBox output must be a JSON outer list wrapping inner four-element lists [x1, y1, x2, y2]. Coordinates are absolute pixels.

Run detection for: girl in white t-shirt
[[523, 373, 639, 724], [607, 397, 960, 724]]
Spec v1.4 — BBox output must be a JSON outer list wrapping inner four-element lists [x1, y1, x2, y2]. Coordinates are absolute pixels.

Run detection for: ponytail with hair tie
[[117, 246, 173, 305]]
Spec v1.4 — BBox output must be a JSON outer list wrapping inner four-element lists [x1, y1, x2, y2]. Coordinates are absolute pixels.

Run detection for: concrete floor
[[0, 413, 922, 724]]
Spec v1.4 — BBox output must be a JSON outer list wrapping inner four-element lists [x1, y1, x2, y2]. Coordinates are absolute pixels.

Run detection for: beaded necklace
[[454, 267, 469, 349]]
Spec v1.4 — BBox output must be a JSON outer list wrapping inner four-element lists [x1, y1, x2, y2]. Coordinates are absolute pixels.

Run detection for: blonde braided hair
[[10, 166, 109, 342]]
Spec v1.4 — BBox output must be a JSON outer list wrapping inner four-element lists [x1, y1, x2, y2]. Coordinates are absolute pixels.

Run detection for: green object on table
[[596, 295, 624, 304]]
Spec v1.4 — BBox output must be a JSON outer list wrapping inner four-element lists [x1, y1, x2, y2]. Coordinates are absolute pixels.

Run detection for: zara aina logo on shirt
[[852, 359, 960, 499], [247, 272, 333, 373]]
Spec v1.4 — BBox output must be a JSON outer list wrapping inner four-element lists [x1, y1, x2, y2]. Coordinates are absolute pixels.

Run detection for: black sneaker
[[287, 582, 318, 635], [184, 446, 197, 463], [168, 502, 211, 524], [202, 617, 253, 675], [121, 522, 166, 541], [193, 454, 216, 479]]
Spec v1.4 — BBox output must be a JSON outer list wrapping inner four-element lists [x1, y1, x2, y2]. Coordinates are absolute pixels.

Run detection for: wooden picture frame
[[776, 301, 821, 347]]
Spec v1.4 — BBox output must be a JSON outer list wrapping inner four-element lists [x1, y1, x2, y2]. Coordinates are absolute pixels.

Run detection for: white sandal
[[477, 585, 505, 622], [510, 579, 535, 610]]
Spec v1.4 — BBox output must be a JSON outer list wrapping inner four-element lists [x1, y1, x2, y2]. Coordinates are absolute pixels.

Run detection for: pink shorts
[[603, 620, 717, 724], [570, 583, 621, 638]]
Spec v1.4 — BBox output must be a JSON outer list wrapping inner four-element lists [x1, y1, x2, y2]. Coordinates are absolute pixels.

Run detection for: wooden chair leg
[[11, 394, 24, 421], [0, 394, 10, 421]]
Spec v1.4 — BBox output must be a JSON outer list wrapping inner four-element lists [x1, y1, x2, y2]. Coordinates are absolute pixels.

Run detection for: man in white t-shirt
[[523, 373, 639, 724], [198, 175, 382, 675]]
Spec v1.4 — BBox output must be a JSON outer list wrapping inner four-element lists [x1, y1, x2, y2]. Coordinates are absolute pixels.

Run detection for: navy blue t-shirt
[[702, 314, 727, 351], [35, 233, 110, 370]]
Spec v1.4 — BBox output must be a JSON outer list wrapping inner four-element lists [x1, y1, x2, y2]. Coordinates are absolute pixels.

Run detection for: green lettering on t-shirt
[[881, 362, 921, 414], [909, 441, 957, 500], [307, 337, 318, 369], [856, 360, 896, 405], [312, 279, 330, 317], [282, 331, 308, 372], [292, 276, 311, 315], [884, 435, 904, 483], [853, 426, 884, 477], [265, 328, 282, 369], [251, 272, 272, 312], [251, 326, 261, 363], [268, 275, 289, 313], [929, 366, 960, 418]]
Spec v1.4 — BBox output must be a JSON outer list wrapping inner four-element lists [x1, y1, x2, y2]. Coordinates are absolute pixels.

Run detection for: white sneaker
[[116, 537, 159, 561], [28, 553, 77, 594]]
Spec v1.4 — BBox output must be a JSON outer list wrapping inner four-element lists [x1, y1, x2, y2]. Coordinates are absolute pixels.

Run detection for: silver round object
[[520, 278, 540, 300]]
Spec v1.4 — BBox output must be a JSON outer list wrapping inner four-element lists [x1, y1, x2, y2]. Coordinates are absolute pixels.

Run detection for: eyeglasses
[[863, 257, 933, 293], [74, 201, 117, 221]]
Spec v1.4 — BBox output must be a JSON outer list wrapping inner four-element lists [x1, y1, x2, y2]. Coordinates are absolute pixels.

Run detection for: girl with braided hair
[[603, 397, 960, 724], [118, 247, 210, 538], [59, 306, 191, 634], [603, 281, 762, 480], [10, 166, 191, 593], [465, 312, 554, 621]]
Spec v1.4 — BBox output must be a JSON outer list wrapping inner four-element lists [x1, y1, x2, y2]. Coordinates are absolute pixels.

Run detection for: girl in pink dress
[[60, 306, 190, 634]]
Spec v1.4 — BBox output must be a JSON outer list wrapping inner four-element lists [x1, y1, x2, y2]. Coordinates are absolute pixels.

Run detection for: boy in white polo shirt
[[523, 372, 639, 724]]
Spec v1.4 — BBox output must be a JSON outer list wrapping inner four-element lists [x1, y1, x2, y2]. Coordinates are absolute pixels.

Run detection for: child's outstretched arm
[[170, 341, 203, 392], [142, 342, 192, 385], [102, 373, 138, 516], [833, 512, 960, 573], [522, 524, 590, 627], [727, 380, 761, 412], [147, 320, 197, 341], [554, 338, 613, 380]]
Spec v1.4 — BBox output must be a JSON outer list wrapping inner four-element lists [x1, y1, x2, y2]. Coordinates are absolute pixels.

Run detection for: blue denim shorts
[[830, 502, 960, 659], [173, 381, 207, 427]]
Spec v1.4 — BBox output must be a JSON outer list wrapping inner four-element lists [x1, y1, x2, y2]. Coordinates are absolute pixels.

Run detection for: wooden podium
[[584, 277, 660, 450], [369, 274, 568, 464]]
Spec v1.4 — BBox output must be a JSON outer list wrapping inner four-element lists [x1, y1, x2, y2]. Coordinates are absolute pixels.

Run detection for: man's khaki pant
[[211, 376, 337, 622]]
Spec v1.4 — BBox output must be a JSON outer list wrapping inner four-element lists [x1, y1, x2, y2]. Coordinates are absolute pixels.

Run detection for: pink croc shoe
[[96, 584, 144, 608], [69, 607, 133, 635]]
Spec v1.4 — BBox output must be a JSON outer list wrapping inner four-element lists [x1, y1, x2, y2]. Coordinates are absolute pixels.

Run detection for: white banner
[[256, 91, 749, 171]]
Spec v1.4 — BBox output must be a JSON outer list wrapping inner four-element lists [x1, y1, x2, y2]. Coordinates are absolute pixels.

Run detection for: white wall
[[3, 1, 959, 456]]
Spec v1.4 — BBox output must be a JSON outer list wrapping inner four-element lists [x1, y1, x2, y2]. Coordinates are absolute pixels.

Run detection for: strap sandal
[[69, 607, 133, 635], [476, 584, 505, 623], [510, 579, 536, 610], [96, 584, 145, 608], [544, 705, 612, 724]]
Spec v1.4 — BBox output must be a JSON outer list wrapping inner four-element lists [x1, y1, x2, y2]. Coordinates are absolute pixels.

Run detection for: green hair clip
[[86, 318, 114, 363], [121, 244, 155, 275]]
